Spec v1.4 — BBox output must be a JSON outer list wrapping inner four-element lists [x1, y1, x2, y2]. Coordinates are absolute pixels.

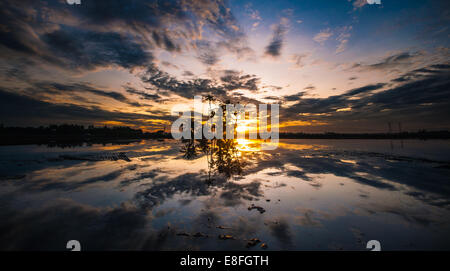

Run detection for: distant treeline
[[0, 124, 449, 145], [0, 124, 171, 145], [279, 130, 450, 139]]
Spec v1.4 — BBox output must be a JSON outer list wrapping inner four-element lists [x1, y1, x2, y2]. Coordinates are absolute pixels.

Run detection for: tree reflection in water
[[180, 96, 247, 181], [181, 138, 246, 181]]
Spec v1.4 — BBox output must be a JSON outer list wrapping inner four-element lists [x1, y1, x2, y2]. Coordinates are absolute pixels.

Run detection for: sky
[[0, 0, 449, 133]]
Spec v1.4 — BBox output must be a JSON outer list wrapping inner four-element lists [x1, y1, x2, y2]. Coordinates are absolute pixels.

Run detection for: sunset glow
[[1, 0, 450, 254], [0, 0, 448, 133]]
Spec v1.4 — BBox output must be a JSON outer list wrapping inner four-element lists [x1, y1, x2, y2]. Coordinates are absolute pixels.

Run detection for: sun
[[236, 125, 248, 133]]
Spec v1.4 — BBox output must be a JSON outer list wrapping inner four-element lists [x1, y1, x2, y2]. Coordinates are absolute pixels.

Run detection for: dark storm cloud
[[358, 74, 449, 111], [0, 88, 171, 127], [151, 31, 180, 52], [41, 26, 153, 70], [73, 0, 250, 58], [0, 1, 149, 70], [281, 64, 450, 131], [219, 70, 260, 92], [344, 83, 386, 96], [140, 65, 226, 98], [140, 65, 261, 99], [391, 64, 450, 83], [0, 0, 257, 128], [72, 0, 184, 26], [265, 24, 287, 57], [349, 51, 425, 72], [196, 41, 219, 66], [124, 86, 163, 102], [262, 85, 283, 90], [283, 92, 307, 102], [0, 0, 248, 71], [31, 82, 144, 107]]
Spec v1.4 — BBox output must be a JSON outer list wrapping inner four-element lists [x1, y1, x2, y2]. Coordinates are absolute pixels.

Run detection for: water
[[0, 139, 449, 250]]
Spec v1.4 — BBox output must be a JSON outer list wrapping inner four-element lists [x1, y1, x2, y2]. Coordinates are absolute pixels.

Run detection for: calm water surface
[[0, 139, 449, 250]]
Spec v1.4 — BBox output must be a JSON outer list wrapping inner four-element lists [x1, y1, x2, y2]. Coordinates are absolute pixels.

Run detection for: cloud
[[282, 92, 307, 102], [249, 10, 262, 21], [303, 84, 316, 91], [32, 81, 144, 107], [219, 70, 260, 92], [313, 28, 333, 44], [391, 64, 450, 83], [280, 64, 450, 132], [160, 61, 179, 70], [195, 40, 219, 66], [352, 0, 368, 10], [265, 23, 288, 57], [245, 3, 262, 30], [335, 25, 353, 54], [0, 0, 260, 129], [124, 86, 163, 102], [140, 65, 224, 98], [182, 71, 195, 77], [151, 31, 180, 52], [349, 51, 426, 72], [336, 40, 349, 54], [139, 65, 261, 99], [290, 53, 310, 69], [0, 88, 172, 128], [0, 0, 250, 72], [42, 26, 154, 70]]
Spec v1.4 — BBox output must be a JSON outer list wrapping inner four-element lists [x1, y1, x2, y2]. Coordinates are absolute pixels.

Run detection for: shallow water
[[0, 139, 450, 250]]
